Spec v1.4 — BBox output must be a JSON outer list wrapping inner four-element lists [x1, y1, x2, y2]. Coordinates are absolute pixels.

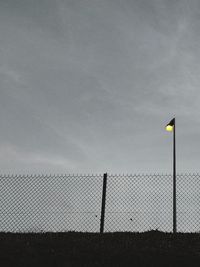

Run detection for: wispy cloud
[[0, 0, 200, 173]]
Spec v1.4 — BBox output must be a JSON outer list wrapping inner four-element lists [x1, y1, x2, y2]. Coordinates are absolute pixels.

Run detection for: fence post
[[100, 173, 107, 233]]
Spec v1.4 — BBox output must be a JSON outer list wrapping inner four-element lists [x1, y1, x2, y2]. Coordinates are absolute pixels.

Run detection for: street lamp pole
[[165, 117, 176, 234], [173, 118, 176, 234]]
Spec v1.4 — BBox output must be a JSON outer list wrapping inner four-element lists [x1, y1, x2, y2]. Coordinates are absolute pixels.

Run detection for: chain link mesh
[[0, 173, 199, 233]]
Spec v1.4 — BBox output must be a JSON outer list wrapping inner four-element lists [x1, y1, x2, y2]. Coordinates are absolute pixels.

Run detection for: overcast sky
[[1, 0, 200, 174]]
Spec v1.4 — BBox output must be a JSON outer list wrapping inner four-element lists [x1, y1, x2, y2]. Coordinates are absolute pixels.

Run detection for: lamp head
[[166, 125, 173, 131], [165, 118, 175, 132]]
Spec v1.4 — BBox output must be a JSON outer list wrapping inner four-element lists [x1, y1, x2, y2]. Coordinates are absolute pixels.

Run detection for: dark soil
[[0, 230, 200, 266]]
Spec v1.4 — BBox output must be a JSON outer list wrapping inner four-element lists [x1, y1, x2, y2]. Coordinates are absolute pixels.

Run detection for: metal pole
[[100, 173, 107, 233], [173, 118, 177, 233]]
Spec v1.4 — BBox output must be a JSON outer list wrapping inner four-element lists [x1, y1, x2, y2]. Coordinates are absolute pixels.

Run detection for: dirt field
[[0, 230, 200, 266]]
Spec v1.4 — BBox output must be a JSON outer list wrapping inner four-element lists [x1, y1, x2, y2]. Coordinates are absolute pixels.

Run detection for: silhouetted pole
[[173, 119, 176, 234], [165, 117, 176, 234], [100, 173, 107, 233]]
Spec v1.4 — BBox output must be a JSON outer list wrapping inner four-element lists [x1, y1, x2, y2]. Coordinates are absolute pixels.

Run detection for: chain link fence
[[0, 173, 200, 233]]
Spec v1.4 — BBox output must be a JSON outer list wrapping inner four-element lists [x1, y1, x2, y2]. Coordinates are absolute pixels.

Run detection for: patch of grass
[[0, 230, 200, 266]]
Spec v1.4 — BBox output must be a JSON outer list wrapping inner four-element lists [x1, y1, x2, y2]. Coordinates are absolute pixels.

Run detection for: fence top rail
[[0, 173, 200, 179]]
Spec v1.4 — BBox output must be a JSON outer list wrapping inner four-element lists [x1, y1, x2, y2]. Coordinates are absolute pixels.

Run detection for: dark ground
[[0, 230, 200, 267]]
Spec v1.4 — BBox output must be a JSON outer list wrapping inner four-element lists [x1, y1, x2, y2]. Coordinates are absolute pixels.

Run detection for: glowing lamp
[[165, 118, 175, 132], [166, 125, 173, 131]]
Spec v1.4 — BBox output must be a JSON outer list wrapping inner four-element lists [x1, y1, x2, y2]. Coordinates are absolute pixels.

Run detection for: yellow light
[[166, 125, 173, 131]]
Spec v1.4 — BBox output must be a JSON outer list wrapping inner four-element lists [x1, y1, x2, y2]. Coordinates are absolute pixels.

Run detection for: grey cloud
[[0, 0, 200, 173]]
